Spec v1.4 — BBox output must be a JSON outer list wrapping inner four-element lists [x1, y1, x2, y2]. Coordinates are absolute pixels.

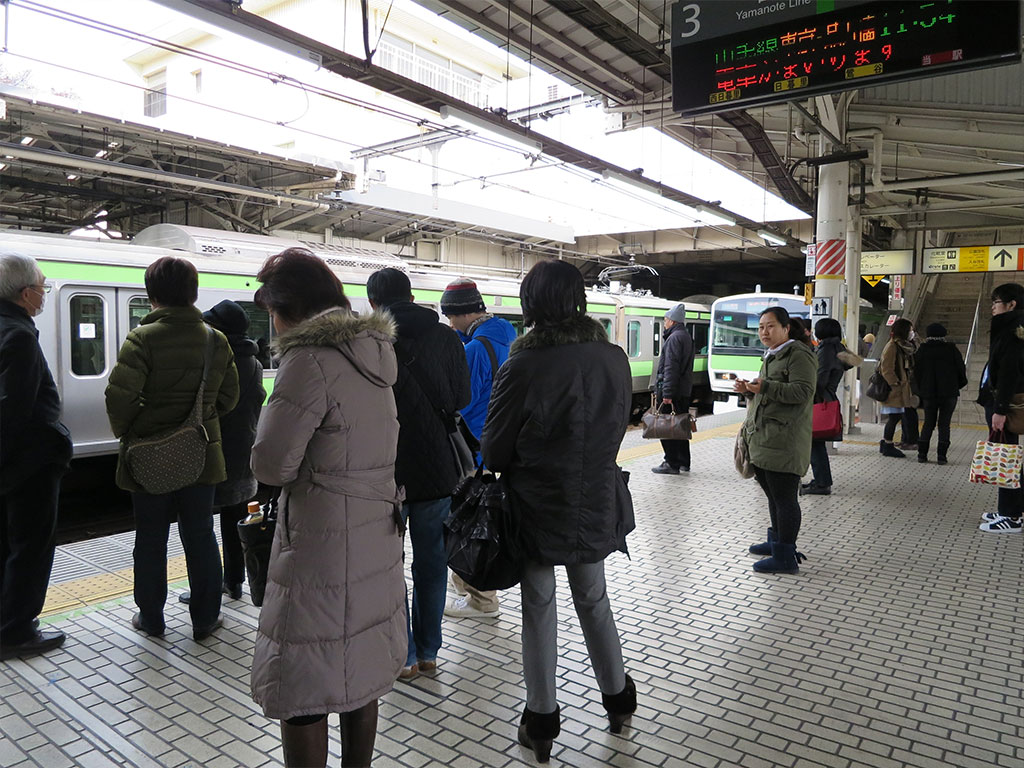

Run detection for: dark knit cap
[[440, 278, 485, 316], [926, 322, 947, 338], [203, 299, 249, 335]]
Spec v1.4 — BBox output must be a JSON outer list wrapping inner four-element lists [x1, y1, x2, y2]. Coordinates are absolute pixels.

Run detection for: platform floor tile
[[2, 418, 1023, 767]]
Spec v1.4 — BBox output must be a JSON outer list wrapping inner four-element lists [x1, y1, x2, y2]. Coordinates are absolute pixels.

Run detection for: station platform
[[3, 413, 1022, 768]]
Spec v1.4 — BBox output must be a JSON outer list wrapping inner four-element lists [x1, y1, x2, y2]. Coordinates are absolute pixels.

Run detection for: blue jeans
[[401, 497, 450, 666], [132, 484, 221, 631]]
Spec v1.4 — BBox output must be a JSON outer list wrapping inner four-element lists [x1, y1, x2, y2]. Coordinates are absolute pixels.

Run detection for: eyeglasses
[[26, 283, 52, 295], [992, 300, 1006, 307]]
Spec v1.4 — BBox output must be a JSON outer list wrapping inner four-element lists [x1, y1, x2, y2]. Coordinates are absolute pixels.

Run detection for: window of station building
[[687, 322, 710, 355], [70, 295, 106, 376], [128, 297, 151, 330], [377, 32, 493, 108], [627, 320, 641, 358], [144, 69, 167, 117]]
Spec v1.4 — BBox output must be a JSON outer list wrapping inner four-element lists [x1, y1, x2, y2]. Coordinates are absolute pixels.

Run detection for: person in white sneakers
[[439, 278, 516, 619], [978, 282, 1024, 533]]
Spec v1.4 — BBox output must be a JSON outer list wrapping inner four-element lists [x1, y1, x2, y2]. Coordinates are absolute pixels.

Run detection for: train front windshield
[[712, 298, 810, 353]]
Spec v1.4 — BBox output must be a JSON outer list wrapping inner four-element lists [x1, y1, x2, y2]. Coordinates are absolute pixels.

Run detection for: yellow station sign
[[923, 245, 1024, 274], [862, 275, 885, 287]]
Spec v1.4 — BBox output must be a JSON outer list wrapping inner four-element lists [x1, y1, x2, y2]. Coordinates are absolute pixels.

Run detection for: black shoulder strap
[[477, 336, 499, 378]]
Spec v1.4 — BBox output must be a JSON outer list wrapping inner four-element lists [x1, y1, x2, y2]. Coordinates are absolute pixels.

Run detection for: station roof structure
[[1, 0, 1021, 293]]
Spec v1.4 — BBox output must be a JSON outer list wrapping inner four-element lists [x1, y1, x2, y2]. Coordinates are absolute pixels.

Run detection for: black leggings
[[883, 412, 902, 442], [752, 466, 802, 544]]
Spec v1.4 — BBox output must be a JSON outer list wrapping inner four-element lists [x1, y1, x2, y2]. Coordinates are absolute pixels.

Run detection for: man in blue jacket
[[439, 278, 517, 618]]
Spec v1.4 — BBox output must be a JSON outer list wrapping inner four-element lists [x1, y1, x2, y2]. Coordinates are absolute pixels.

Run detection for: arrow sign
[[994, 249, 1013, 267], [862, 275, 885, 287]]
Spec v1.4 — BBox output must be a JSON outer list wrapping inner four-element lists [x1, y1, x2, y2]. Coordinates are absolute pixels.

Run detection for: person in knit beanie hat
[[440, 278, 486, 317]]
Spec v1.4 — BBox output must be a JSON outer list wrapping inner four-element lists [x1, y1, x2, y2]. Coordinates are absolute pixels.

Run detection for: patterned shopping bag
[[969, 433, 1024, 489]]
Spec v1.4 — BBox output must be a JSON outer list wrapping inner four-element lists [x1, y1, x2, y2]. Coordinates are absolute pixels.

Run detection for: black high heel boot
[[518, 706, 560, 763], [602, 674, 637, 734]]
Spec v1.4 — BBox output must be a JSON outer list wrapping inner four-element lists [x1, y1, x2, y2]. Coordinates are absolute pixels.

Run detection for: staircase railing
[[964, 273, 991, 370]]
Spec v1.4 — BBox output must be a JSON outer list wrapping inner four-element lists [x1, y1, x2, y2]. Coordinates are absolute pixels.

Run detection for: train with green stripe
[[1, 224, 713, 459], [708, 293, 812, 395]]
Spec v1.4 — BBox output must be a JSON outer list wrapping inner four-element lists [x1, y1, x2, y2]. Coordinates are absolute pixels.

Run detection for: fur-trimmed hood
[[274, 308, 398, 388], [511, 315, 608, 354]]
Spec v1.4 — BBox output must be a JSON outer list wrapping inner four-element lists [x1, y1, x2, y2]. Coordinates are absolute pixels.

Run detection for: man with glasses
[[0, 252, 72, 660]]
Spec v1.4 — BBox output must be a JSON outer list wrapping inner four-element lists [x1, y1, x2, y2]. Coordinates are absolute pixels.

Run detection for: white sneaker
[[978, 515, 1022, 533], [444, 595, 500, 618], [980, 512, 1003, 522]]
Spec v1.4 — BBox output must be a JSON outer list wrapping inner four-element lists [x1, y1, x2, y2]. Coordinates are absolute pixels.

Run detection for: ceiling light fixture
[[694, 204, 737, 227], [439, 105, 543, 156], [20, 136, 35, 145], [758, 229, 788, 246], [66, 173, 79, 180]]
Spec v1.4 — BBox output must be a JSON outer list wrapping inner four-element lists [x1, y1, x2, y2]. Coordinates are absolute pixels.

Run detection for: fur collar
[[274, 308, 396, 354], [511, 315, 608, 354]]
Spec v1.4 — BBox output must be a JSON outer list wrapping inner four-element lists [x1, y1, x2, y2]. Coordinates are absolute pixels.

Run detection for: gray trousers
[[520, 559, 626, 713]]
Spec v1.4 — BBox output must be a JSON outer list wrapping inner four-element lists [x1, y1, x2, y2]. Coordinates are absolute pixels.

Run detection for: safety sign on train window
[[922, 245, 1024, 273]]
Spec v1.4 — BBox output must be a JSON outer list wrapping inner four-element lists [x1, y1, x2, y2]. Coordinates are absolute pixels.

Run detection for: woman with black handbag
[[482, 260, 637, 762]]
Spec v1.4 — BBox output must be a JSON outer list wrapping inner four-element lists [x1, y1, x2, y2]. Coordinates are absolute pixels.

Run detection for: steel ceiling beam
[[164, 0, 799, 247]]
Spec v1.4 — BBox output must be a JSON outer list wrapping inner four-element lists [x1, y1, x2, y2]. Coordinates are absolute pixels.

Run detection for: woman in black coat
[[977, 283, 1024, 533], [482, 260, 637, 762], [201, 300, 265, 599], [802, 319, 859, 495], [913, 322, 967, 464]]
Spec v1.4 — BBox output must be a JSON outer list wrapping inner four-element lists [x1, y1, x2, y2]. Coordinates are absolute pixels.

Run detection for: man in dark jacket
[[367, 268, 471, 679], [914, 322, 967, 464], [652, 304, 695, 474], [439, 278, 517, 619], [977, 284, 1024, 533], [0, 252, 72, 660]]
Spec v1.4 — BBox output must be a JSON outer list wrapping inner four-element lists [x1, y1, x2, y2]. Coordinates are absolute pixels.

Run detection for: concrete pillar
[[844, 204, 862, 433]]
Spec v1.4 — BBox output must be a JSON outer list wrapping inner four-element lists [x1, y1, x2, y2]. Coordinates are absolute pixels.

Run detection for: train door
[[58, 285, 118, 456]]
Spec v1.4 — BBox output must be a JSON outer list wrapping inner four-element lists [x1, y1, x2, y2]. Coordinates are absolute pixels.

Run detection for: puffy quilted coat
[[879, 339, 917, 408], [915, 338, 967, 401], [386, 301, 471, 502], [741, 340, 816, 476], [249, 308, 406, 720], [105, 306, 239, 492], [481, 316, 634, 565], [655, 322, 694, 402]]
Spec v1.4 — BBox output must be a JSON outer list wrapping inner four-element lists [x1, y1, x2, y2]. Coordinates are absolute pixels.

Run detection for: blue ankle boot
[[753, 541, 805, 574], [748, 527, 775, 556]]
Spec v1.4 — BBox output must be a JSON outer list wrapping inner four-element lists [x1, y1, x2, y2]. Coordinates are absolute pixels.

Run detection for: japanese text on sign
[[922, 245, 1024, 274]]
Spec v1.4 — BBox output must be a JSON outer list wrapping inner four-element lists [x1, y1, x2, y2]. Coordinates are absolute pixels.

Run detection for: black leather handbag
[[865, 369, 892, 402], [444, 470, 522, 591]]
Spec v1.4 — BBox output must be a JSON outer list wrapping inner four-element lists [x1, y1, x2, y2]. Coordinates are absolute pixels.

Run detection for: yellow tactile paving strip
[[40, 555, 189, 617]]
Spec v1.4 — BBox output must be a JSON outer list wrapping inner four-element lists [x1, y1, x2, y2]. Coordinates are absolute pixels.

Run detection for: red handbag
[[812, 400, 843, 440]]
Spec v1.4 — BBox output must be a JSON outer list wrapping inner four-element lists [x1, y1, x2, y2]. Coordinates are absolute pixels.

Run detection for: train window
[[627, 320, 641, 358], [653, 323, 661, 357], [599, 318, 613, 340], [687, 323, 710, 355], [496, 314, 525, 337], [128, 297, 151, 330], [69, 295, 106, 376], [238, 301, 275, 370]]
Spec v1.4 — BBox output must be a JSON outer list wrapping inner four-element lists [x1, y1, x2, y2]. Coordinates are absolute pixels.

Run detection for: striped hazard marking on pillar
[[815, 238, 846, 277]]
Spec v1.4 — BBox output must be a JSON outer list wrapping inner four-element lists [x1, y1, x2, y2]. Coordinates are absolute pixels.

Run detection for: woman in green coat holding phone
[[734, 306, 816, 574]]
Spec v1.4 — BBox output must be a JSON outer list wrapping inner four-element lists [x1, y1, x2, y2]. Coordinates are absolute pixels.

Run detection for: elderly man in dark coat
[[652, 304, 695, 474], [0, 252, 72, 661]]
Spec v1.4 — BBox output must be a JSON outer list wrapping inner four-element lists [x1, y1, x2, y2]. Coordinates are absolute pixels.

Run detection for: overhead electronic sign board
[[671, 0, 1022, 116], [922, 245, 1024, 274]]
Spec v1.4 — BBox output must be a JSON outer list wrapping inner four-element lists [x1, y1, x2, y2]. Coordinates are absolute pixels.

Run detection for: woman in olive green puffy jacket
[[105, 256, 238, 642], [735, 306, 816, 574]]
